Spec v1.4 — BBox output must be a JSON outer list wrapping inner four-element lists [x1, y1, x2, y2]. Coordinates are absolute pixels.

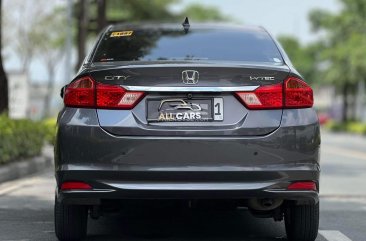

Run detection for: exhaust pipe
[[261, 198, 274, 208], [248, 198, 283, 211]]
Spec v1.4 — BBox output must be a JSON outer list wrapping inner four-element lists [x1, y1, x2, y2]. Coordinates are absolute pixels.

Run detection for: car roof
[[108, 22, 267, 34]]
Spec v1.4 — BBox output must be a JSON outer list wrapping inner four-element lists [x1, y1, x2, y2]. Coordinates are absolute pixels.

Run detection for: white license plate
[[213, 98, 224, 121], [147, 98, 224, 122]]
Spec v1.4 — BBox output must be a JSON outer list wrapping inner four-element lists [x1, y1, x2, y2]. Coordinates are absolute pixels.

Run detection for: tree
[[34, 8, 67, 118], [179, 4, 229, 22], [3, 0, 65, 118], [76, 0, 90, 70], [278, 36, 322, 85], [0, 0, 8, 114], [309, 0, 366, 121], [75, 0, 179, 69], [75, 0, 229, 69], [104, 0, 179, 23], [5, 0, 50, 73], [96, 0, 107, 33]]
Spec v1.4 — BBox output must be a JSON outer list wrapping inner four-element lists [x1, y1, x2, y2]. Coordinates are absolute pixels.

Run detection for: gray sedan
[[55, 22, 320, 241]]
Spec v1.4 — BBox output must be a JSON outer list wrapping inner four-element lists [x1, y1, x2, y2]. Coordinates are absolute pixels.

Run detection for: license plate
[[147, 98, 224, 122]]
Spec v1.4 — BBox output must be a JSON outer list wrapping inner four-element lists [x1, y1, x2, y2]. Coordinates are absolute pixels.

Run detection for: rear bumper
[[57, 186, 319, 205], [55, 108, 320, 205], [56, 166, 319, 205]]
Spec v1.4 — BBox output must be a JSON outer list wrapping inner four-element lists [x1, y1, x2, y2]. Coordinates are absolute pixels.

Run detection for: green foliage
[[95, 0, 229, 23], [43, 118, 57, 145], [0, 115, 46, 165], [304, 0, 366, 122], [325, 120, 366, 135], [309, 0, 366, 87], [278, 36, 322, 85], [324, 121, 346, 132], [106, 0, 179, 22], [34, 6, 67, 59], [179, 4, 230, 22], [347, 122, 366, 134]]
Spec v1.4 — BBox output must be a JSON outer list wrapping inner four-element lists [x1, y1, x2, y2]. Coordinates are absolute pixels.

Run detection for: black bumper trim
[[57, 188, 318, 205]]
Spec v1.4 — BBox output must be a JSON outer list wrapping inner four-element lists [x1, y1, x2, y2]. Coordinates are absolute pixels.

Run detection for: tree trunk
[[97, 0, 107, 32], [342, 82, 350, 122], [0, 0, 8, 115], [350, 83, 357, 121], [76, 0, 89, 71]]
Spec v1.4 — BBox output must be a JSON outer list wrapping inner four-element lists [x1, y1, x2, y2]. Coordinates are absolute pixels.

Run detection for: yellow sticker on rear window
[[110, 31, 133, 37]]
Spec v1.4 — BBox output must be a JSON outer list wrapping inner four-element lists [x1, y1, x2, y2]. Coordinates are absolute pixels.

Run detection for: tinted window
[[93, 28, 283, 63]]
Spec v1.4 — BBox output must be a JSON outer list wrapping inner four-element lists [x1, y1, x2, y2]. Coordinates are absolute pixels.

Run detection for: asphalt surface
[[0, 131, 365, 241]]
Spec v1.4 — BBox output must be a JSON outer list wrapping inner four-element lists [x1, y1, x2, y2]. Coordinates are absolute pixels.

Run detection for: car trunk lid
[[90, 62, 290, 136]]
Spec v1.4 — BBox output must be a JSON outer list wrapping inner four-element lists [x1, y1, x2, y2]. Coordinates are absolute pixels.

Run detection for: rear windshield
[[93, 28, 283, 63]]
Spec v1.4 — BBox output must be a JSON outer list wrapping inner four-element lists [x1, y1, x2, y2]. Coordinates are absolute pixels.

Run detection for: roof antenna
[[182, 17, 190, 33]]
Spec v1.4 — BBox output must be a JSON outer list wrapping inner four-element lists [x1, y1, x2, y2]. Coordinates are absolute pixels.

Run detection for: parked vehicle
[[55, 22, 320, 241]]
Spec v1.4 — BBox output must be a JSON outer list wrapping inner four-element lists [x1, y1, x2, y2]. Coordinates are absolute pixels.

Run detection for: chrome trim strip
[[122, 86, 259, 92], [108, 182, 271, 190], [62, 189, 115, 193]]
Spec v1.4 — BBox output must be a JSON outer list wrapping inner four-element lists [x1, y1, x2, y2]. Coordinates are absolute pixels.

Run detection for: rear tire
[[54, 196, 88, 241], [285, 202, 319, 241]]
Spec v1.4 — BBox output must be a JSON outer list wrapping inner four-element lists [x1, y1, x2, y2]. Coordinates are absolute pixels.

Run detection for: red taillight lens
[[96, 83, 144, 109], [235, 77, 313, 110], [284, 77, 313, 108], [287, 181, 317, 191], [236, 83, 283, 109], [64, 76, 145, 109], [61, 181, 92, 191], [64, 77, 95, 107]]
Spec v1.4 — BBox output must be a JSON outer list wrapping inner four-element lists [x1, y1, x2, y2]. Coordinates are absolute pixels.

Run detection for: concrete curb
[[0, 147, 53, 184]]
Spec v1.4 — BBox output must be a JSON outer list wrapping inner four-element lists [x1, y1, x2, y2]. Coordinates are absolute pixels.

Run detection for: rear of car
[[54, 24, 320, 241]]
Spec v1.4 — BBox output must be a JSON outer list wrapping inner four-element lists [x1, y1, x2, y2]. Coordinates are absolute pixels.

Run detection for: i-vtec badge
[[250, 76, 275, 81], [104, 75, 130, 81]]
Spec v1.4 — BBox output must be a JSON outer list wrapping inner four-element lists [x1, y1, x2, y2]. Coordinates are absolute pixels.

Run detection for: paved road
[[0, 131, 365, 241]]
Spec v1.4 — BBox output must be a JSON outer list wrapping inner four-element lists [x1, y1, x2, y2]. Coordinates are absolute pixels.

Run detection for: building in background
[[8, 71, 29, 119], [8, 71, 59, 120], [28, 83, 49, 120]]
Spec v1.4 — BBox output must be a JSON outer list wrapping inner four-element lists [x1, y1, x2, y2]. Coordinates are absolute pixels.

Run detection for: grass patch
[[324, 121, 366, 135]]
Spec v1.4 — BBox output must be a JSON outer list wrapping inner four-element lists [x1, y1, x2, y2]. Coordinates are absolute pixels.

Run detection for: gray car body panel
[[55, 24, 320, 205], [56, 108, 319, 170], [55, 107, 320, 203], [97, 95, 283, 136], [89, 63, 290, 87], [90, 62, 290, 136]]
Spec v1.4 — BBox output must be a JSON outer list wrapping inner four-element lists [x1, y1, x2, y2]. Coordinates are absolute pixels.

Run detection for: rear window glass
[[93, 28, 283, 63]]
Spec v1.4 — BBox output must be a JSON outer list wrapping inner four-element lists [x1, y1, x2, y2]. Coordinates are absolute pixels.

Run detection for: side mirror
[[60, 86, 66, 98]]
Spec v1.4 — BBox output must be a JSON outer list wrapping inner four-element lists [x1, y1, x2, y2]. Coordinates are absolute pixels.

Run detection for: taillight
[[284, 77, 313, 108], [61, 181, 92, 191], [287, 181, 317, 191], [64, 76, 145, 109], [64, 76, 95, 108], [96, 83, 144, 109], [235, 77, 313, 109], [236, 83, 283, 109]]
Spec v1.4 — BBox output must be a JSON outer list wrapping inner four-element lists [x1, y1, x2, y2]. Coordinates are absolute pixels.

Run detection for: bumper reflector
[[61, 182, 92, 191], [287, 181, 317, 191]]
